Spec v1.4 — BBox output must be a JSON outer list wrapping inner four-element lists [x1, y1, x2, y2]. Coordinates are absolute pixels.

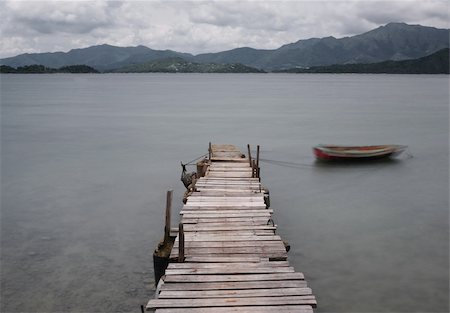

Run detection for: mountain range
[[276, 48, 449, 74], [1, 23, 448, 71]]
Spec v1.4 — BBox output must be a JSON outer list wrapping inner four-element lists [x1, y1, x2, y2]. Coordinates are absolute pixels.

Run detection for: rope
[[183, 153, 209, 166], [259, 158, 314, 169]]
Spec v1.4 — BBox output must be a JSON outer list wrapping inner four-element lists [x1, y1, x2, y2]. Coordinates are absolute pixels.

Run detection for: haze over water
[[1, 73, 448, 312]]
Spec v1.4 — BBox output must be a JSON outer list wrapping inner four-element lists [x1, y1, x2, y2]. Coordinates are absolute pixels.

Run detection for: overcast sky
[[0, 0, 448, 58]]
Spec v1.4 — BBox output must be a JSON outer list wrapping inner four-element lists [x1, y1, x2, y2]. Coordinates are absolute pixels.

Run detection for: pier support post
[[164, 190, 173, 244], [178, 223, 185, 262], [256, 145, 260, 179], [153, 190, 176, 285], [247, 144, 252, 167]]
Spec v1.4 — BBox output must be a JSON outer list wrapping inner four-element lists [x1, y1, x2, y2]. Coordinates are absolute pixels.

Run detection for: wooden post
[[178, 223, 185, 262], [247, 144, 252, 167], [256, 145, 260, 178], [164, 190, 173, 244], [252, 160, 257, 178], [208, 142, 212, 160], [256, 145, 260, 169]]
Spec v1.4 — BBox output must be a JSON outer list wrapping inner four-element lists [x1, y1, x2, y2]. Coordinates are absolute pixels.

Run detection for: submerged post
[[178, 223, 185, 262], [247, 144, 252, 167], [164, 190, 173, 244]]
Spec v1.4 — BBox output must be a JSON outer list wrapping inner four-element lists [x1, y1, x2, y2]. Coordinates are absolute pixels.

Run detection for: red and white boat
[[313, 144, 408, 161]]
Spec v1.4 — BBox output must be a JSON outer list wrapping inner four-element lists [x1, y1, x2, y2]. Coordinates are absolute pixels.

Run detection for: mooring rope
[[259, 150, 413, 170], [259, 158, 315, 169], [183, 153, 209, 166]]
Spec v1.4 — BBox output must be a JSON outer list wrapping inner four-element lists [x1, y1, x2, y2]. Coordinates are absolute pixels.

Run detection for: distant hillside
[[112, 57, 265, 73], [1, 23, 448, 71], [0, 44, 192, 71], [194, 23, 449, 70], [0, 64, 99, 73], [275, 48, 449, 74]]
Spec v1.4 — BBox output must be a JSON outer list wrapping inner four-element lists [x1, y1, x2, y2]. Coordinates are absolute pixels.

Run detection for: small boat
[[313, 144, 408, 161]]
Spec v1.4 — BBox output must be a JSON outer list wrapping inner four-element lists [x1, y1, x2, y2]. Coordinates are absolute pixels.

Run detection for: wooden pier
[[147, 144, 317, 312]]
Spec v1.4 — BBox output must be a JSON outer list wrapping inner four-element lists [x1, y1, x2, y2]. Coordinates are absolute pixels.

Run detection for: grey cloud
[[16, 16, 112, 35], [188, 2, 295, 32], [354, 1, 448, 26], [3, 1, 115, 36]]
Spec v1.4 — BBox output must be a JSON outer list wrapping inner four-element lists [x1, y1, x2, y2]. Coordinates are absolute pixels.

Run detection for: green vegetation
[[275, 49, 449, 74], [112, 57, 265, 73], [0, 64, 99, 73]]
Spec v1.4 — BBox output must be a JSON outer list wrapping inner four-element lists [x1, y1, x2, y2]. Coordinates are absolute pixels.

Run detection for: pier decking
[[147, 144, 317, 312]]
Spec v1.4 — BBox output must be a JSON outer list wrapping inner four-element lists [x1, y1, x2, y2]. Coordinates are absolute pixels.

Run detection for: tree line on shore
[[0, 64, 99, 73]]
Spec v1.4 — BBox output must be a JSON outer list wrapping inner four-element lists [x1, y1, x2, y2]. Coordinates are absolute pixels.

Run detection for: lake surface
[[1, 73, 448, 313]]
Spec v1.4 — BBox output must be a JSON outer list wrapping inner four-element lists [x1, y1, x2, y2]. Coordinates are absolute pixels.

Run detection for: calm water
[[1, 74, 448, 313]]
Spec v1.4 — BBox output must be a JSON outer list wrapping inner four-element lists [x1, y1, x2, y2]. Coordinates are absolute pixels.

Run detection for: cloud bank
[[0, 0, 448, 58]]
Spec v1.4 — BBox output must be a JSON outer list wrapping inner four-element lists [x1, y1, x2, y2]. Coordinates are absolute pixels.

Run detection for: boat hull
[[313, 145, 407, 161]]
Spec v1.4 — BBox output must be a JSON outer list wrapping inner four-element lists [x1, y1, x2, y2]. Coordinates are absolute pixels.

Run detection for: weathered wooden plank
[[181, 229, 277, 235], [171, 253, 287, 261], [154, 305, 314, 313], [209, 163, 251, 168], [160, 280, 308, 291], [181, 221, 270, 227], [197, 179, 259, 185], [180, 215, 271, 220], [196, 186, 262, 191], [195, 186, 261, 190], [170, 246, 286, 255], [180, 209, 272, 215], [164, 266, 294, 275], [194, 186, 262, 191], [189, 189, 264, 198], [207, 172, 254, 178], [164, 272, 305, 283], [173, 241, 285, 250], [185, 202, 265, 207], [184, 256, 265, 263], [211, 157, 249, 162], [158, 287, 312, 299], [166, 261, 290, 269], [182, 202, 267, 211], [186, 196, 264, 201], [184, 203, 266, 208], [208, 168, 253, 172], [211, 144, 242, 151], [182, 225, 276, 232], [196, 181, 261, 185], [147, 295, 316, 309], [207, 167, 254, 174], [209, 162, 250, 166], [182, 235, 282, 242], [182, 217, 270, 224], [197, 177, 259, 182]]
